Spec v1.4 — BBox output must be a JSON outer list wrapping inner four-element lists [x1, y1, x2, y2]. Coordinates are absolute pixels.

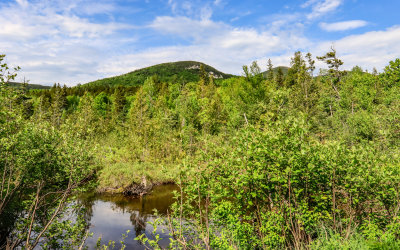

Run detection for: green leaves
[[383, 58, 400, 87], [0, 87, 95, 247], [170, 112, 400, 248]]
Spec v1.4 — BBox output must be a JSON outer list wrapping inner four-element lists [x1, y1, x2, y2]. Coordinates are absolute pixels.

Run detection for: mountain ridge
[[6, 82, 51, 90], [262, 66, 289, 78], [85, 61, 236, 87]]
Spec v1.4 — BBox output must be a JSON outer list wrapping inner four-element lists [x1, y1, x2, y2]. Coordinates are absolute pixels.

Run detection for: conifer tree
[[267, 59, 274, 81], [51, 84, 67, 127], [112, 86, 127, 122], [306, 52, 315, 75], [286, 51, 316, 112], [37, 91, 52, 121], [317, 47, 343, 98], [286, 51, 307, 87], [21, 99, 34, 120], [199, 64, 209, 86], [76, 92, 96, 136], [275, 67, 284, 87]]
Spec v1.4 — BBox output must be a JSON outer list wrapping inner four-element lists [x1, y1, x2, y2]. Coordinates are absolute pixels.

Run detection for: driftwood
[[123, 176, 153, 197]]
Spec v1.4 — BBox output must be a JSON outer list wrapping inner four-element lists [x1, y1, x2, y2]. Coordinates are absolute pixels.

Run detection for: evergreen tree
[[21, 99, 34, 120], [37, 91, 52, 121], [51, 84, 67, 127], [112, 86, 127, 122], [286, 51, 306, 87], [317, 47, 343, 98], [285, 51, 316, 112], [199, 64, 209, 86], [275, 67, 284, 87], [76, 92, 96, 138], [267, 59, 274, 81], [306, 52, 315, 76]]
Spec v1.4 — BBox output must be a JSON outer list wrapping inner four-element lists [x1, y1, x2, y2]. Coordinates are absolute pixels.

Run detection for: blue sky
[[1, 0, 399, 86]]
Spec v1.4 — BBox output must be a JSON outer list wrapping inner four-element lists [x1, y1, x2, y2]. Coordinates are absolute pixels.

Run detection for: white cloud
[[301, 0, 319, 8], [166, 0, 221, 19], [314, 26, 400, 71], [305, 0, 343, 19], [103, 15, 310, 76], [320, 20, 368, 31], [150, 16, 226, 42], [77, 2, 116, 15], [15, 0, 29, 8], [0, 0, 134, 85], [112, 16, 400, 78]]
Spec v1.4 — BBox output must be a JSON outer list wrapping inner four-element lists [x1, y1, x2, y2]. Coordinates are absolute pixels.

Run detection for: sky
[[1, 0, 399, 86]]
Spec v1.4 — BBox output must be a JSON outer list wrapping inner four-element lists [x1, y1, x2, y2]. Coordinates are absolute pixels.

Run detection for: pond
[[79, 184, 178, 249]]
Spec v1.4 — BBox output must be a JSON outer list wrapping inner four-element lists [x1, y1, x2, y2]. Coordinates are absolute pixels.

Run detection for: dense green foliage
[[0, 55, 96, 249], [3, 50, 400, 248]]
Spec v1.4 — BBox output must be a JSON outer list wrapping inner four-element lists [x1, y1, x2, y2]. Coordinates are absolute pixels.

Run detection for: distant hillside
[[262, 66, 289, 78], [85, 61, 235, 87], [7, 82, 51, 90]]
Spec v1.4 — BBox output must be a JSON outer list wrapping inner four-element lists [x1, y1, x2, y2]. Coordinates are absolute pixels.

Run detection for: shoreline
[[95, 180, 176, 197]]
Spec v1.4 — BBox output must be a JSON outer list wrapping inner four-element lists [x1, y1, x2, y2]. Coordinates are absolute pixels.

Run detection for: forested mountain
[[85, 61, 235, 87], [7, 81, 51, 90], [262, 66, 289, 77]]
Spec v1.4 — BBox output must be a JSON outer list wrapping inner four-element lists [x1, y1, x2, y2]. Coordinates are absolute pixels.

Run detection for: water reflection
[[79, 184, 178, 249]]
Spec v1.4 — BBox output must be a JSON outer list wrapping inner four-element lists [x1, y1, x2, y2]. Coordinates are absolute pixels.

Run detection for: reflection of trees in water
[[0, 208, 20, 247], [103, 194, 150, 237], [76, 193, 96, 231], [130, 211, 148, 237], [80, 193, 150, 237], [79, 186, 178, 245], [130, 196, 148, 237]]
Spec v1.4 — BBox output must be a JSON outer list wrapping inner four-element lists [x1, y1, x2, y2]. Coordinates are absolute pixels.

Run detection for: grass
[[97, 161, 179, 191]]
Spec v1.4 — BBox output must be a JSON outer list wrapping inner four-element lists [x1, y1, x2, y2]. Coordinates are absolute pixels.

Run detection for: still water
[[80, 184, 178, 249]]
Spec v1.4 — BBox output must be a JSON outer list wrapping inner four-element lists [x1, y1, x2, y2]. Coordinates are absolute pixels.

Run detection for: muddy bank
[[96, 176, 175, 197]]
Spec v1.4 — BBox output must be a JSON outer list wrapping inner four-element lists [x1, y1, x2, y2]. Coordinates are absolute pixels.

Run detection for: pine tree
[[286, 51, 315, 112], [306, 53, 315, 76], [51, 83, 67, 127], [112, 86, 127, 122], [37, 91, 52, 121], [275, 67, 284, 87], [76, 92, 96, 138], [199, 64, 209, 86], [286, 51, 306, 87], [317, 47, 343, 98], [267, 59, 274, 81]]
